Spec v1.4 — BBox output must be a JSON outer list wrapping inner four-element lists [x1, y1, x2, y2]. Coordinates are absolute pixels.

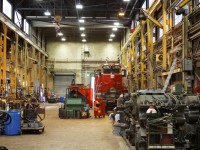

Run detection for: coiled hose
[[0, 111, 10, 150], [0, 111, 12, 126]]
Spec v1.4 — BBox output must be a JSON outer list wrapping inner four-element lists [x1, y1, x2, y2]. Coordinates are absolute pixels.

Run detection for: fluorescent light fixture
[[80, 27, 85, 31], [79, 19, 85, 23], [108, 39, 113, 42], [61, 37, 66, 41], [81, 33, 86, 37], [114, 22, 120, 26], [76, 4, 83, 9], [57, 32, 63, 36], [110, 33, 115, 37], [82, 39, 86, 42], [112, 27, 118, 31], [123, 0, 130, 1], [44, 9, 51, 16]]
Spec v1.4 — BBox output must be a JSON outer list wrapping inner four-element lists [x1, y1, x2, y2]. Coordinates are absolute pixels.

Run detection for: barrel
[[60, 97, 65, 103], [4, 110, 21, 135]]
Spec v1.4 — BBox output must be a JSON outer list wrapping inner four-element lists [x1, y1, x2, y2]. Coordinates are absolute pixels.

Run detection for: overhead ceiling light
[[44, 9, 51, 16], [61, 37, 66, 41], [76, 3, 83, 9], [80, 27, 85, 31], [79, 19, 85, 23], [108, 39, 113, 42], [114, 22, 120, 26], [110, 33, 115, 37], [81, 33, 86, 37], [118, 8, 125, 17], [123, 0, 130, 1], [82, 39, 86, 42], [112, 28, 118, 31], [118, 12, 125, 17], [57, 32, 63, 36]]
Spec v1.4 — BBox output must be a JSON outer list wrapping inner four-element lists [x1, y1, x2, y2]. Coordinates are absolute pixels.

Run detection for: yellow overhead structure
[[178, 0, 191, 8], [141, 9, 163, 29]]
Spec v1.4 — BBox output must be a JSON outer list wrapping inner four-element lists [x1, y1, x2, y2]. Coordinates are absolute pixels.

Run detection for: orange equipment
[[94, 98, 106, 118], [67, 84, 93, 108]]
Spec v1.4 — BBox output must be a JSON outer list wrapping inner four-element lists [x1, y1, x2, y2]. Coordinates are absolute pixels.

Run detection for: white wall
[[46, 41, 120, 88], [47, 42, 120, 60]]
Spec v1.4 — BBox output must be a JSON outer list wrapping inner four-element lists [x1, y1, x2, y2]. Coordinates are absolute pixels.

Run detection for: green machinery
[[59, 98, 89, 119]]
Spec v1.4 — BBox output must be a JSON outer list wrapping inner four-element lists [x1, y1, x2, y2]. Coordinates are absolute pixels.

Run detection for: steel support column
[[2, 24, 7, 93], [147, 19, 154, 89], [162, 0, 167, 70], [140, 23, 146, 89]]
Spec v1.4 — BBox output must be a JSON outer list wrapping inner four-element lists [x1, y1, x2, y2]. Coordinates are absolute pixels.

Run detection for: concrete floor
[[0, 103, 131, 150]]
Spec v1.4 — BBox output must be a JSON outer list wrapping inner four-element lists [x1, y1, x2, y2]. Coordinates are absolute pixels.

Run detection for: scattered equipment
[[0, 110, 11, 150], [94, 98, 106, 118], [21, 96, 45, 133], [112, 90, 200, 150], [59, 84, 90, 119], [95, 63, 127, 112], [4, 110, 21, 135]]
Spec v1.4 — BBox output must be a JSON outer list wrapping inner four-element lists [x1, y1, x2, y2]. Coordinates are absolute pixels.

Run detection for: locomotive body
[[94, 63, 126, 112]]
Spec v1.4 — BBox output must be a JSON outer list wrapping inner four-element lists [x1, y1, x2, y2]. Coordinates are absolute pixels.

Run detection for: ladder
[[162, 58, 177, 92]]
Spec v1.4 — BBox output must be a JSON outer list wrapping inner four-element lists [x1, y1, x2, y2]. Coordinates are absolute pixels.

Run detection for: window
[[166, 14, 169, 32], [14, 11, 22, 27], [3, 0, 12, 19], [158, 19, 163, 38], [23, 19, 30, 34], [174, 13, 182, 25], [149, 0, 154, 7], [153, 27, 156, 43], [142, 1, 146, 10], [174, 2, 185, 26], [136, 21, 139, 26]]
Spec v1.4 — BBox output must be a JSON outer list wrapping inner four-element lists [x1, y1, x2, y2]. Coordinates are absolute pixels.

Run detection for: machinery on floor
[[112, 90, 200, 150], [59, 83, 90, 119], [0, 110, 10, 150], [94, 63, 127, 113], [21, 95, 45, 133], [0, 95, 45, 134]]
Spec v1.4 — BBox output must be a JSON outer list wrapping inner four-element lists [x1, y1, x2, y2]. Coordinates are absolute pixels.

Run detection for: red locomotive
[[94, 63, 127, 117]]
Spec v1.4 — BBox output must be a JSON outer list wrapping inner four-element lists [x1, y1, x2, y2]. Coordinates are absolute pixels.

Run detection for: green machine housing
[[59, 98, 89, 119]]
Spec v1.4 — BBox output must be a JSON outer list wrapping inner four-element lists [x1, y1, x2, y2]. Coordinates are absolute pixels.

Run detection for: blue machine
[[60, 97, 65, 103], [4, 110, 21, 135]]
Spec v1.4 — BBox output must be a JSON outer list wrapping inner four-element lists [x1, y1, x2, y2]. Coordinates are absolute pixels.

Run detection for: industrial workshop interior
[[1, 0, 200, 150]]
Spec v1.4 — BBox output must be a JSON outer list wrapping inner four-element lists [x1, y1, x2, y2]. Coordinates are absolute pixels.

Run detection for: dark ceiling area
[[11, 0, 145, 42]]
